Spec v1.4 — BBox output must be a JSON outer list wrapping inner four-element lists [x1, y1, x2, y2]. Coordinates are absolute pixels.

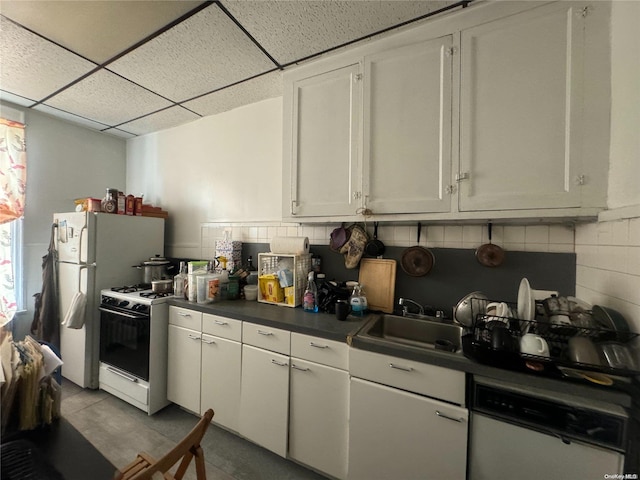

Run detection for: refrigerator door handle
[[78, 225, 88, 263], [77, 263, 96, 293]]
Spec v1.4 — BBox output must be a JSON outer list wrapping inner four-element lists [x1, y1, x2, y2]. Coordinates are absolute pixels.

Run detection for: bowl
[[454, 292, 488, 327], [244, 285, 258, 301]]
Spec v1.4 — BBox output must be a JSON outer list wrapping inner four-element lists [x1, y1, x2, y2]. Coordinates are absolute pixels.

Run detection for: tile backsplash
[[575, 217, 640, 332], [201, 222, 576, 258]]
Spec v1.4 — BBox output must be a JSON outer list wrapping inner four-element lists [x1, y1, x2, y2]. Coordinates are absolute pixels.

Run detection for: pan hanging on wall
[[400, 222, 434, 277], [475, 222, 505, 267]]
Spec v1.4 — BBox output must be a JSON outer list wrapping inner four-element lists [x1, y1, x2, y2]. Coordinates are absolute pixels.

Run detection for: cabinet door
[[288, 63, 362, 217], [167, 324, 201, 414], [200, 334, 241, 432], [238, 345, 290, 457], [364, 35, 453, 214], [459, 2, 585, 211], [348, 377, 468, 480], [289, 359, 349, 480]]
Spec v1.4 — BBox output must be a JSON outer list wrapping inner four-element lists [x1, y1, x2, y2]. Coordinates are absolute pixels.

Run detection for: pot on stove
[[133, 255, 173, 283]]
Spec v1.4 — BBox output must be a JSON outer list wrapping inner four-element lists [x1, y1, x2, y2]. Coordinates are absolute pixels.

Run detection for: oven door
[[99, 304, 150, 381]]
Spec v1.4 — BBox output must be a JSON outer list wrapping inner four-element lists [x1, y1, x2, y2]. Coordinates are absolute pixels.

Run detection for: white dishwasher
[[469, 377, 627, 480]]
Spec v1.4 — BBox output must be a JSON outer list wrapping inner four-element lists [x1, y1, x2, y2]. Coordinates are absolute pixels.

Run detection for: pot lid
[[143, 256, 170, 265]]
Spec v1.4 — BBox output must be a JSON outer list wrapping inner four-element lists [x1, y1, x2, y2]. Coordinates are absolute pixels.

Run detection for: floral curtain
[[0, 118, 26, 326]]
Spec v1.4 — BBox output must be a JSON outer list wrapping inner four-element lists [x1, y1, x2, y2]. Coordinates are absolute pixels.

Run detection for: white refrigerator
[[54, 211, 165, 388]]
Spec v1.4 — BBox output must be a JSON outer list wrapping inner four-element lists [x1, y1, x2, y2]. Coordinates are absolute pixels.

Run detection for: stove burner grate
[[111, 284, 151, 293], [140, 291, 172, 299]]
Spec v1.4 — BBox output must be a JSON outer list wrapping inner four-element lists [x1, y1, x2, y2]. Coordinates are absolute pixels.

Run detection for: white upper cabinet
[[286, 62, 362, 217], [283, 1, 609, 222], [459, 2, 589, 212], [363, 36, 453, 214]]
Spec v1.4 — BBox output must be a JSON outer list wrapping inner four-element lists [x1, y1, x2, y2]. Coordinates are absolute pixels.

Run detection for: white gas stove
[[98, 285, 170, 415]]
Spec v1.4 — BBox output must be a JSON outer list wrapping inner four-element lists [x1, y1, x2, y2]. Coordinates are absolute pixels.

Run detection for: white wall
[[574, 1, 640, 332], [1, 103, 127, 339], [127, 97, 282, 258]]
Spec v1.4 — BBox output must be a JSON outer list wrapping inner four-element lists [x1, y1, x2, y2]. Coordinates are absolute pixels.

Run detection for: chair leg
[[172, 450, 194, 480], [193, 446, 207, 480]]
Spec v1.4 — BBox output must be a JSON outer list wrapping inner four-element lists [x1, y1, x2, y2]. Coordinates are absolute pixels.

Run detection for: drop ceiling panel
[[223, 0, 458, 65], [118, 105, 201, 136], [0, 0, 203, 64], [0, 17, 96, 101], [33, 104, 111, 131], [108, 4, 276, 103], [43, 69, 173, 126], [184, 71, 283, 117]]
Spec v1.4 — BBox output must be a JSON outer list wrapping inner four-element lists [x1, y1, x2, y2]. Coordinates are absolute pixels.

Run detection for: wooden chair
[[114, 409, 214, 480]]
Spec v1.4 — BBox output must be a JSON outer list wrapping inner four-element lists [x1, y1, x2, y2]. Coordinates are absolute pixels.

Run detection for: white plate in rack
[[517, 278, 535, 333]]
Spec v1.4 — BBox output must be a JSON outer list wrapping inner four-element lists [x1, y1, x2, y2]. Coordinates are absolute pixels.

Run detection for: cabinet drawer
[[202, 314, 241, 341], [242, 323, 290, 355], [99, 364, 148, 406], [291, 333, 348, 370], [169, 306, 202, 330], [349, 348, 465, 406]]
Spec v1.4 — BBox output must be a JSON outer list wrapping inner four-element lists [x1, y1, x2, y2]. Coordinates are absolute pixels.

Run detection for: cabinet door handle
[[202, 338, 215, 345], [389, 363, 413, 372], [214, 320, 228, 325], [178, 312, 191, 317], [291, 363, 310, 372], [309, 342, 328, 349], [188, 334, 201, 341], [257, 330, 273, 336], [435, 411, 464, 423], [271, 359, 288, 367]]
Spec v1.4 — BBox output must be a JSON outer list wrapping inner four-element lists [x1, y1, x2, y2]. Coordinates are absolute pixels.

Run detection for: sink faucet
[[399, 298, 424, 316]]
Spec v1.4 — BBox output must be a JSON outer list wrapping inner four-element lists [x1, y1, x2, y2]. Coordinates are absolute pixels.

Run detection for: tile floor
[[61, 381, 326, 480]]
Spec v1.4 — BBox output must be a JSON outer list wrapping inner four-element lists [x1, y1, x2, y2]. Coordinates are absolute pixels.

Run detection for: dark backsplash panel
[[243, 243, 576, 317]]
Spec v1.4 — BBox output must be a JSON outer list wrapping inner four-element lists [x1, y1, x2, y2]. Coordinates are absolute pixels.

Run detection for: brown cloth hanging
[[31, 224, 59, 349]]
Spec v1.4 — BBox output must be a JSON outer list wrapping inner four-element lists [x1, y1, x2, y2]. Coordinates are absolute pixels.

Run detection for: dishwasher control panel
[[473, 383, 627, 452]]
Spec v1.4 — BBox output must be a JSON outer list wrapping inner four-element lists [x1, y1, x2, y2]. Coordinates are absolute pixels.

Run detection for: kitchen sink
[[357, 313, 463, 352]]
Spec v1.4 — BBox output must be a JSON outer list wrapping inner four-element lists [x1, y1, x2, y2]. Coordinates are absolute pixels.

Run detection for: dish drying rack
[[461, 297, 640, 378]]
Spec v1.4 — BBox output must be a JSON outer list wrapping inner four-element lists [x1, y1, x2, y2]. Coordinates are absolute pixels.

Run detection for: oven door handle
[[99, 306, 148, 319]]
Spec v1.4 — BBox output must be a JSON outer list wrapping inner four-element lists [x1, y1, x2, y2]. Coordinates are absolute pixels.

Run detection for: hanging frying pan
[[365, 222, 386, 257], [476, 222, 505, 267], [401, 222, 435, 277]]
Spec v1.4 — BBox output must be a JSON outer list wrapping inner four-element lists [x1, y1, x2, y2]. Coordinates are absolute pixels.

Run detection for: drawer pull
[[188, 334, 201, 341], [435, 411, 464, 423], [178, 312, 191, 317], [214, 320, 228, 326], [271, 359, 288, 367], [309, 342, 328, 349], [389, 363, 413, 372], [257, 330, 273, 336], [106, 366, 138, 383], [291, 363, 310, 372], [202, 338, 216, 345]]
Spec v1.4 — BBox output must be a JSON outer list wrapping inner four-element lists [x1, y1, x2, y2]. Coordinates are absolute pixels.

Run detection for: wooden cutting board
[[358, 258, 397, 313]]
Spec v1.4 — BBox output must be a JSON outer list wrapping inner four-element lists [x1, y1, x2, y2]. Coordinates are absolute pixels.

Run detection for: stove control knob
[[118, 300, 130, 308]]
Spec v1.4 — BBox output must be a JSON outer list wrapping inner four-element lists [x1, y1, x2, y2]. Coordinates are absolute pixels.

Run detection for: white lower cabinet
[[239, 344, 290, 457], [289, 333, 349, 479], [167, 323, 202, 414], [348, 377, 468, 480], [200, 314, 242, 431]]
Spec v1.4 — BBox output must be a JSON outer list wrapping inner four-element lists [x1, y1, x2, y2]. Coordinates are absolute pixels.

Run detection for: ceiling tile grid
[[43, 69, 174, 127], [0, 16, 96, 102], [184, 70, 283, 117], [107, 5, 276, 103], [223, 0, 457, 65], [0, 0, 463, 137]]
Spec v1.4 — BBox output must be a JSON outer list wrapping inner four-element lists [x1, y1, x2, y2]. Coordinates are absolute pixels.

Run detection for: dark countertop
[[168, 298, 637, 409]]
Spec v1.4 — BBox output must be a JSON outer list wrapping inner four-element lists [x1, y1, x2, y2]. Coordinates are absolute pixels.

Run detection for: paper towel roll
[[270, 236, 310, 255]]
